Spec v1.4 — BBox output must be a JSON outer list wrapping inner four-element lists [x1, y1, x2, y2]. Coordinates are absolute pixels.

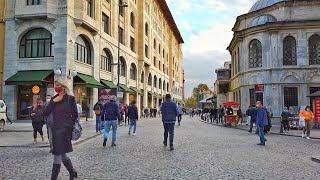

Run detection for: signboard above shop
[[255, 84, 264, 92]]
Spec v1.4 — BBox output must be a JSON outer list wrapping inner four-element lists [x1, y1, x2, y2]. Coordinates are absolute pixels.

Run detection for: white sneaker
[[307, 137, 311, 140], [302, 134, 307, 138], [133, 133, 137, 136]]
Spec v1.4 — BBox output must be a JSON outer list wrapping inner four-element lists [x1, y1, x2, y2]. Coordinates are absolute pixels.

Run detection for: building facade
[[228, 0, 320, 119], [214, 61, 231, 106], [3, 0, 184, 120], [0, 0, 5, 98]]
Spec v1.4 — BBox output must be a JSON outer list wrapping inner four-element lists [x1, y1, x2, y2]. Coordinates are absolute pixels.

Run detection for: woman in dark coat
[[30, 98, 45, 144], [45, 78, 78, 180]]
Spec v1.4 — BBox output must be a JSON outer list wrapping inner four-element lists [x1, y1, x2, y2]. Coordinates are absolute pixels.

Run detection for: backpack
[[93, 104, 101, 115]]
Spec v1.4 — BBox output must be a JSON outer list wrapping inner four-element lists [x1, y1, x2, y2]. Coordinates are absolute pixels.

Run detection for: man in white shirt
[[76, 101, 82, 123]]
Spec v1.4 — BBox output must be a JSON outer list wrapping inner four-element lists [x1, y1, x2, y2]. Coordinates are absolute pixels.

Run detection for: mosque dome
[[248, 14, 277, 28], [249, 0, 286, 13]]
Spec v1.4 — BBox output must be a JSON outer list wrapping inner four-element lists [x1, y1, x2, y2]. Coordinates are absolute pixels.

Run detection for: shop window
[[249, 39, 262, 68], [283, 36, 297, 65], [284, 87, 298, 108], [119, 57, 126, 77], [27, 0, 41, 5], [130, 63, 137, 80], [101, 49, 112, 72], [309, 34, 320, 65], [19, 28, 52, 58], [75, 35, 92, 65]]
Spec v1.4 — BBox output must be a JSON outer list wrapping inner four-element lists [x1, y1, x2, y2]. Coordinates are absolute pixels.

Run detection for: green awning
[[307, 91, 320, 97], [5, 70, 53, 85], [76, 73, 104, 88], [157, 94, 163, 99], [130, 87, 143, 95], [119, 84, 135, 94], [152, 93, 157, 97], [101, 80, 117, 89]]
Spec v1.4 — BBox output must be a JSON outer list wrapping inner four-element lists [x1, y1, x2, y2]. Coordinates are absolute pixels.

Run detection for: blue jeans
[[257, 126, 266, 144], [163, 123, 175, 145], [129, 119, 137, 133], [104, 120, 117, 144], [96, 115, 102, 132]]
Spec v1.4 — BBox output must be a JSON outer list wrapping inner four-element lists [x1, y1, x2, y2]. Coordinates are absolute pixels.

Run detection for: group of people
[[196, 106, 243, 125], [142, 107, 158, 118]]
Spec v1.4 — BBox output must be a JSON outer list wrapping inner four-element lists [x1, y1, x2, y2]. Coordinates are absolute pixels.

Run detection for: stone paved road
[[1, 116, 320, 180]]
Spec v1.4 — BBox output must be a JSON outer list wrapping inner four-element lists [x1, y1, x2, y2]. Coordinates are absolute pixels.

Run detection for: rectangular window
[[284, 87, 298, 108], [119, 27, 124, 45], [130, 37, 135, 52], [86, 0, 93, 17], [154, 57, 156, 67], [145, 45, 149, 58], [249, 89, 255, 106], [27, 0, 41, 5], [158, 61, 161, 70], [102, 13, 110, 34]]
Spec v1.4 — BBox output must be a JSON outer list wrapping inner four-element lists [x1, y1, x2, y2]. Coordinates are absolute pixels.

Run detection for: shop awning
[[119, 84, 135, 94], [5, 70, 53, 85], [157, 95, 163, 99], [76, 73, 104, 88], [307, 91, 320, 97], [130, 87, 143, 95], [101, 80, 117, 89]]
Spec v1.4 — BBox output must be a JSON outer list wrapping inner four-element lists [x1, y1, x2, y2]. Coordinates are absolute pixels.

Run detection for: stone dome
[[249, 0, 286, 13], [248, 14, 277, 28]]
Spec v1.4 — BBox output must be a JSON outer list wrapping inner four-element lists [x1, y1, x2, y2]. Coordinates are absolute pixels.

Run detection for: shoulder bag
[[68, 96, 83, 141]]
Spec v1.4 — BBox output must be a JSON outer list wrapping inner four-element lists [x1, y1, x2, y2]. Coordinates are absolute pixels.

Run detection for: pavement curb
[[198, 118, 320, 140], [311, 156, 320, 163]]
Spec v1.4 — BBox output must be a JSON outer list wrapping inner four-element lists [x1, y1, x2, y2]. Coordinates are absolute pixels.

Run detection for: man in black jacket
[[128, 101, 138, 135]]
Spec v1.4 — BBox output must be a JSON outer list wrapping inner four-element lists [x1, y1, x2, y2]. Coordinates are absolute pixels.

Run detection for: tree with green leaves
[[193, 84, 209, 97]]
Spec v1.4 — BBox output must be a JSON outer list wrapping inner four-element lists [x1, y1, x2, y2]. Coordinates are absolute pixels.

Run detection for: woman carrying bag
[[30, 98, 45, 144], [44, 78, 78, 180]]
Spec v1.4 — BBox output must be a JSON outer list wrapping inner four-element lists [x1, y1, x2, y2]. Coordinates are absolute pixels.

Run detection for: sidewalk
[[198, 118, 320, 139], [0, 118, 101, 148]]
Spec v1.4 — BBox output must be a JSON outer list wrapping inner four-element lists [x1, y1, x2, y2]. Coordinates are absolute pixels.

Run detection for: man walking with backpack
[[128, 101, 138, 135], [160, 94, 178, 150], [94, 101, 103, 133]]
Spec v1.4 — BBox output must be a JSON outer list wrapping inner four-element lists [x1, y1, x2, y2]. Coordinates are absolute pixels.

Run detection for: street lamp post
[[116, 1, 128, 104]]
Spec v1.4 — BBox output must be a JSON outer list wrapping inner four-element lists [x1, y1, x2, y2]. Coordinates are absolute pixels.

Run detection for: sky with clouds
[[166, 0, 257, 97]]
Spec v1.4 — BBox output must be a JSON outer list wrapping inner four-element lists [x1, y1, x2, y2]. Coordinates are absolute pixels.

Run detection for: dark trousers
[[163, 123, 175, 145], [124, 114, 129, 125], [249, 121, 255, 132], [280, 120, 289, 132], [32, 123, 43, 138], [218, 115, 223, 123], [177, 115, 182, 125]]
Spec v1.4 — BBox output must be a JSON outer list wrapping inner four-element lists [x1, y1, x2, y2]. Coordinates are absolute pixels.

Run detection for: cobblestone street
[[1, 116, 320, 180]]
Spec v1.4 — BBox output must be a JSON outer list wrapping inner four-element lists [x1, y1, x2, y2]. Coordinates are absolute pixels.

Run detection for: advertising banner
[[314, 98, 320, 125], [99, 89, 116, 104]]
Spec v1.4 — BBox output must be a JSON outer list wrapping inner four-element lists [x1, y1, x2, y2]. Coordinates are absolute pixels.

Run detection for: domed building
[[227, 0, 320, 120]]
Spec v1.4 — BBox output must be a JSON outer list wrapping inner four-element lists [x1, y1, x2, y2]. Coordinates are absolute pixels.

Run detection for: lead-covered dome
[[249, 0, 286, 13], [248, 14, 277, 28]]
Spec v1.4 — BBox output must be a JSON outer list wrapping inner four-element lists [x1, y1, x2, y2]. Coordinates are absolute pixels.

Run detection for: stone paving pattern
[[1, 116, 320, 179]]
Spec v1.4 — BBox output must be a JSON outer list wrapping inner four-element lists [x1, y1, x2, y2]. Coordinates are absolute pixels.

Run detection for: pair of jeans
[[303, 120, 311, 137], [129, 119, 137, 133], [257, 126, 266, 144], [125, 114, 129, 125], [249, 121, 256, 132], [104, 120, 117, 144], [32, 123, 43, 138], [96, 115, 102, 132], [163, 123, 175, 145]]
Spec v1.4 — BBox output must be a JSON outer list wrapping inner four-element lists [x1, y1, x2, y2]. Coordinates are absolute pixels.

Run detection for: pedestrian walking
[[143, 107, 149, 118], [44, 95, 53, 152], [237, 108, 243, 124], [160, 94, 178, 151], [102, 96, 121, 147], [177, 103, 183, 125], [248, 106, 258, 133], [119, 103, 124, 125], [154, 107, 158, 118], [76, 101, 82, 123], [44, 78, 78, 180], [30, 98, 45, 144], [124, 104, 129, 125], [245, 106, 251, 126], [299, 106, 314, 140], [4, 101, 13, 124], [218, 105, 224, 123], [280, 107, 290, 133], [128, 101, 138, 135], [94, 101, 103, 133], [255, 101, 268, 146], [84, 103, 90, 121]]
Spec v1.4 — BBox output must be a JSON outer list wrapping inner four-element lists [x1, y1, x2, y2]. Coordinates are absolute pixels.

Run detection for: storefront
[[99, 79, 117, 104], [119, 84, 134, 105], [4, 70, 53, 119]]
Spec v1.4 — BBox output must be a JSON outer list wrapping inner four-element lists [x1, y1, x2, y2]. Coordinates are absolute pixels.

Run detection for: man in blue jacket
[[248, 106, 258, 133], [256, 101, 268, 145], [102, 96, 121, 147], [160, 94, 178, 150]]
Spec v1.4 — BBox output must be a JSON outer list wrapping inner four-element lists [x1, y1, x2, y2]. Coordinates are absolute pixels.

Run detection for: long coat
[[45, 94, 77, 155]]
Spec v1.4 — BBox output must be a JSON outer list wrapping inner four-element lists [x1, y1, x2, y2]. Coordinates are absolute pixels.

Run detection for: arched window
[[101, 49, 112, 72], [19, 28, 52, 58], [167, 82, 169, 92], [249, 39, 262, 68], [75, 35, 92, 65], [145, 23, 149, 37], [119, 57, 126, 77], [130, 63, 137, 80], [309, 34, 320, 65], [130, 12, 135, 28], [154, 75, 157, 88], [148, 74, 152, 86], [154, 39, 156, 49], [163, 81, 166, 91], [141, 71, 144, 83], [159, 78, 162, 89], [283, 36, 297, 65]]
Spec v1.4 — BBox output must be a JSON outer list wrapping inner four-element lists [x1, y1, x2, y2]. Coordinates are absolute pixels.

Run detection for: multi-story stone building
[[3, 0, 184, 120], [228, 0, 320, 119], [0, 0, 5, 98], [214, 61, 231, 106]]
